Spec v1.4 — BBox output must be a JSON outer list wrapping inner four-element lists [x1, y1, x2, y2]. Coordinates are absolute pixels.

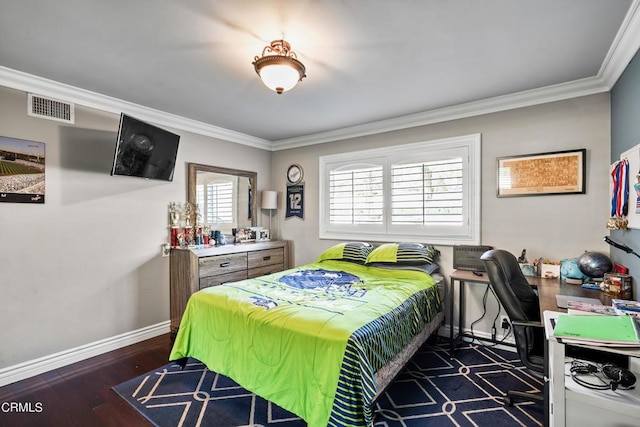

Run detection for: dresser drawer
[[199, 253, 247, 277], [248, 263, 285, 279], [248, 248, 284, 270], [200, 270, 248, 289]]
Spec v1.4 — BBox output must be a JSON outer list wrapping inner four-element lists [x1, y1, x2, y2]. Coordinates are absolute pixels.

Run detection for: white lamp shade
[[258, 64, 300, 93], [261, 190, 278, 210]]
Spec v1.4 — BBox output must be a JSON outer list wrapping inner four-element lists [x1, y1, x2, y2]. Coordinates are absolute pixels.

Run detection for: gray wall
[[0, 82, 616, 368], [0, 85, 272, 368], [611, 49, 640, 300], [272, 93, 611, 336]]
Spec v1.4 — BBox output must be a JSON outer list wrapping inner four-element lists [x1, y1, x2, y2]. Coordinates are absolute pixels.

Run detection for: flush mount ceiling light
[[252, 39, 306, 94]]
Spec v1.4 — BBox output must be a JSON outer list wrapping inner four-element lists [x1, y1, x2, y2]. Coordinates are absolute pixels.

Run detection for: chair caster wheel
[[504, 396, 514, 407]]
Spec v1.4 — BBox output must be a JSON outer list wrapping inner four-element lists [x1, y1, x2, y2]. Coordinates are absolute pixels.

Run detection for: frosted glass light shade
[[259, 64, 301, 94], [261, 191, 278, 210]]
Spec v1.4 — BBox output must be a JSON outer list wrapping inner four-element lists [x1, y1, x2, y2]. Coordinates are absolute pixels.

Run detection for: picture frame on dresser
[[257, 229, 270, 241]]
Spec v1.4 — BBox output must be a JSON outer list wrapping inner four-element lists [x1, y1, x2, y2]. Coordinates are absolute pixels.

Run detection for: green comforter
[[170, 260, 438, 427]]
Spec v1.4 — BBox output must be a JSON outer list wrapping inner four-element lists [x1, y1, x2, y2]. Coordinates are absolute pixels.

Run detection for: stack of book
[[612, 299, 640, 317], [552, 314, 640, 347]]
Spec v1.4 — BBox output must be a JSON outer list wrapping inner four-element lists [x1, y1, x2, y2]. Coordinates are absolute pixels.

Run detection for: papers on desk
[[567, 301, 618, 316], [552, 314, 640, 347], [555, 294, 603, 309]]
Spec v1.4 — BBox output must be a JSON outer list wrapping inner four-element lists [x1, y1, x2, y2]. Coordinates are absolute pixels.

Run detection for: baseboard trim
[[437, 325, 516, 352], [0, 321, 170, 387]]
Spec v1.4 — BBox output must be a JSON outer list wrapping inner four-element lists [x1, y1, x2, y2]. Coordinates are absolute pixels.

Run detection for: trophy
[[168, 202, 182, 247], [194, 203, 203, 246], [203, 225, 211, 246], [183, 202, 193, 246]]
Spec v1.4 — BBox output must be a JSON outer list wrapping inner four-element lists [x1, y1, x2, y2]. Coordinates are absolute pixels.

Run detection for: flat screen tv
[[111, 113, 180, 181]]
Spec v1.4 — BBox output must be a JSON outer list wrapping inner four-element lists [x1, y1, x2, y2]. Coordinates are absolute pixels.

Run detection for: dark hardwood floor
[[0, 333, 173, 426]]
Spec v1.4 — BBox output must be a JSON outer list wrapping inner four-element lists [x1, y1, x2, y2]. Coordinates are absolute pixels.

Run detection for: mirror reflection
[[187, 163, 257, 234]]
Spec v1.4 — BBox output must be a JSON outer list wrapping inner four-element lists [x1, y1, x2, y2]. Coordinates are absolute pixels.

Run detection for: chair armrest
[[511, 320, 543, 329]]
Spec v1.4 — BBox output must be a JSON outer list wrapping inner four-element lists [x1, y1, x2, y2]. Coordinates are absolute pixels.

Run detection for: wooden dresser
[[169, 240, 289, 334]]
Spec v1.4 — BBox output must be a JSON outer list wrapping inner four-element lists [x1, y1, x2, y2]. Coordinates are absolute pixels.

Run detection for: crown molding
[[3, 0, 640, 152], [272, 0, 640, 151], [0, 66, 272, 151], [599, 0, 640, 89], [271, 76, 609, 150]]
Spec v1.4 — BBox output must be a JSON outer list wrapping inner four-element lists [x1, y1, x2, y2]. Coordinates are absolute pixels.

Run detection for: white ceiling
[[0, 0, 638, 150]]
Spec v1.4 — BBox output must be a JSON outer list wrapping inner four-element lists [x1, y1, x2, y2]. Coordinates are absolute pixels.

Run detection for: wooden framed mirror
[[187, 163, 257, 234]]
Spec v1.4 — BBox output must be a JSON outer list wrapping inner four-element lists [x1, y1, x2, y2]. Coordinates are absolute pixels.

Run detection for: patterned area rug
[[113, 341, 543, 426]]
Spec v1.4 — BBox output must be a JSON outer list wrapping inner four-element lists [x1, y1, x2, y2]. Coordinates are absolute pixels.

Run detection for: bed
[[169, 242, 443, 427]]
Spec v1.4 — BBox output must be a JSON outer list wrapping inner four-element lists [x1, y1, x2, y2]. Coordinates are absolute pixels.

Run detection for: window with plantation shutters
[[320, 134, 481, 245], [391, 158, 463, 225], [197, 180, 234, 224], [329, 165, 384, 225]]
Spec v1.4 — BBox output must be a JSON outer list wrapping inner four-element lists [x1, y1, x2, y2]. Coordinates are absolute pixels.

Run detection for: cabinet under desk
[[543, 310, 640, 427]]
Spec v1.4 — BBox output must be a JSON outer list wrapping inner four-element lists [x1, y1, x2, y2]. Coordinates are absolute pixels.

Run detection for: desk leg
[[449, 278, 455, 356], [449, 279, 465, 357], [544, 333, 549, 426], [459, 279, 465, 347], [548, 338, 566, 427]]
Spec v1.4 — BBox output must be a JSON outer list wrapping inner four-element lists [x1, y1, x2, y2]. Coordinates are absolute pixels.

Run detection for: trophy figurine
[[169, 202, 181, 227], [183, 202, 192, 228], [194, 203, 202, 226]]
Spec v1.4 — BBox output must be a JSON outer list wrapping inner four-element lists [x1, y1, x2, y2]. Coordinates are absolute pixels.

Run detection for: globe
[[577, 251, 613, 278]]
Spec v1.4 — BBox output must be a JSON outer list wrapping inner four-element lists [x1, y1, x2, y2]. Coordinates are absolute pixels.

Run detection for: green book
[[553, 314, 640, 345]]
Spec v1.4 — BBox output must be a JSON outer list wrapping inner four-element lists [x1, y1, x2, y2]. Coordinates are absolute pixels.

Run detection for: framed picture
[[257, 229, 270, 241], [236, 228, 256, 243], [496, 149, 586, 197], [0, 136, 46, 203]]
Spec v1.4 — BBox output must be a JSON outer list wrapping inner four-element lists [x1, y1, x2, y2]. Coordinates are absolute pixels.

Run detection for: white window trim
[[319, 134, 481, 245]]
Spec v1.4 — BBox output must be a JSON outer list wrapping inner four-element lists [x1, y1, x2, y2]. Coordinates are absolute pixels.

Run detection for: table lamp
[[261, 190, 278, 239]]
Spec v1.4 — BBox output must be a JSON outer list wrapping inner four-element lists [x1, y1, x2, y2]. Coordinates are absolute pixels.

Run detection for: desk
[[535, 280, 611, 315], [448, 269, 609, 356], [544, 311, 640, 426]]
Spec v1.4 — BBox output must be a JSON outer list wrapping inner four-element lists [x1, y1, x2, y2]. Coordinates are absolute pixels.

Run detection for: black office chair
[[480, 249, 545, 406]]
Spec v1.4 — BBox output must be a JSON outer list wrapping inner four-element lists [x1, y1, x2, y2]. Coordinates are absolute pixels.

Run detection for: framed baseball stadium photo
[[0, 136, 45, 204], [496, 149, 586, 197]]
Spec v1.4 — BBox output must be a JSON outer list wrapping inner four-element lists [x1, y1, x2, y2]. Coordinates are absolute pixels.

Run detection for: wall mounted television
[[111, 113, 180, 181]]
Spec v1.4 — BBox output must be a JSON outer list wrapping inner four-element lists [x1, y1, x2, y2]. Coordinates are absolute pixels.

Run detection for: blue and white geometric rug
[[113, 341, 543, 426]]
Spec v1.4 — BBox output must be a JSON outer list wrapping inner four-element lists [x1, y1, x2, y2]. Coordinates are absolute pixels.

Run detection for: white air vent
[[27, 93, 75, 123]]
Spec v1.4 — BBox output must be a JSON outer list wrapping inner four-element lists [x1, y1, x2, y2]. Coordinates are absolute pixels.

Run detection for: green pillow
[[317, 242, 373, 264], [366, 243, 438, 265]]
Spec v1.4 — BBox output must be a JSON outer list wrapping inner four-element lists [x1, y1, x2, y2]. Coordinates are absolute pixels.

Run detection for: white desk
[[544, 311, 640, 426]]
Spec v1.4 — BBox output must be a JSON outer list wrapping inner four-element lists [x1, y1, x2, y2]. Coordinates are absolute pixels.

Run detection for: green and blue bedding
[[170, 259, 440, 427]]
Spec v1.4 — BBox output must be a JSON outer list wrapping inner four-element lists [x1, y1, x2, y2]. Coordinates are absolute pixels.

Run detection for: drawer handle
[[220, 262, 231, 268], [263, 256, 271, 261]]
